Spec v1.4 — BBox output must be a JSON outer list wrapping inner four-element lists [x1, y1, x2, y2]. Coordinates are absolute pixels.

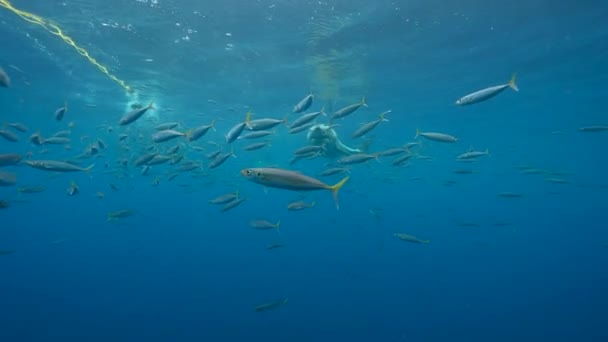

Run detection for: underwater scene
[[1, 0, 607, 341]]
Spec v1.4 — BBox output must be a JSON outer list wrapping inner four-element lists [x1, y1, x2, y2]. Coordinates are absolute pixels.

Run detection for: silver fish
[[239, 130, 274, 139], [351, 110, 390, 139], [244, 141, 271, 151], [42, 137, 71, 145], [240, 167, 349, 209], [457, 149, 489, 160], [337, 153, 378, 165], [155, 122, 179, 131], [579, 126, 608, 132], [54, 103, 68, 121], [246, 118, 286, 131], [415, 129, 458, 143], [0, 170, 17, 186], [134, 152, 159, 166], [293, 93, 313, 113], [288, 110, 325, 129], [331, 97, 367, 120], [118, 102, 154, 126], [0, 153, 22, 166], [152, 129, 185, 143], [147, 155, 172, 165], [5, 122, 28, 132], [209, 152, 235, 169], [0, 66, 10, 87], [0, 129, 19, 142], [456, 74, 519, 106], [187, 121, 215, 142], [25, 160, 94, 173], [288, 122, 315, 134]]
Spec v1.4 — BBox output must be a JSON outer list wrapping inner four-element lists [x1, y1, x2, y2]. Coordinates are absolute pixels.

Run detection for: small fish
[[0, 66, 10, 87], [0, 153, 22, 167], [452, 169, 476, 175], [187, 121, 215, 142], [42, 137, 71, 145], [241, 167, 349, 209], [255, 298, 288, 312], [96, 192, 105, 199], [249, 220, 281, 231], [288, 122, 315, 134], [579, 126, 608, 132], [0, 171, 17, 186], [0, 250, 15, 256], [17, 186, 46, 194], [107, 209, 135, 221], [266, 243, 285, 250], [210, 192, 239, 204], [294, 145, 325, 156], [96, 138, 106, 149], [166, 145, 180, 155], [226, 112, 252, 143], [246, 117, 286, 131], [288, 110, 325, 129], [147, 155, 172, 165], [456, 74, 519, 106], [25, 160, 94, 173], [545, 178, 570, 184], [351, 110, 390, 139], [0, 129, 20, 142], [5, 122, 28, 132], [377, 147, 407, 157], [498, 192, 523, 198], [415, 129, 458, 143], [167, 173, 179, 181], [221, 197, 247, 212], [0, 199, 10, 209], [244, 141, 271, 151], [141, 165, 151, 175], [319, 167, 350, 177], [134, 152, 159, 166], [239, 130, 274, 140], [206, 149, 222, 160], [152, 129, 185, 143], [52, 130, 71, 138], [391, 153, 413, 167], [457, 149, 489, 160], [66, 181, 79, 196], [287, 201, 315, 211], [54, 102, 68, 121], [155, 122, 179, 131], [337, 153, 379, 165], [331, 97, 367, 121], [119, 134, 128, 142], [293, 93, 314, 113], [394, 233, 429, 244], [29, 132, 44, 146], [209, 151, 235, 169], [118, 102, 154, 126]]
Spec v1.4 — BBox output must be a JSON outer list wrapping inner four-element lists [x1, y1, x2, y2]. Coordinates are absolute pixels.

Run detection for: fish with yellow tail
[[240, 167, 349, 210], [456, 74, 519, 106]]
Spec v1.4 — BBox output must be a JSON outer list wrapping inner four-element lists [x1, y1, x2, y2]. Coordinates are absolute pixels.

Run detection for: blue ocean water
[[1, 0, 607, 341]]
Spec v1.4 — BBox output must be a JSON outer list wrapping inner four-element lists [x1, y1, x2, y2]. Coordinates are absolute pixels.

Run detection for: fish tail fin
[[148, 101, 155, 110], [64, 101, 68, 112], [329, 176, 350, 210], [185, 129, 192, 142], [422, 239, 431, 244], [415, 128, 421, 139], [106, 215, 115, 222], [320, 106, 326, 116], [84, 164, 95, 175], [210, 120, 216, 132], [485, 148, 491, 157], [283, 114, 289, 125], [361, 96, 368, 107], [311, 201, 316, 208], [380, 110, 390, 121], [283, 298, 289, 305], [508, 73, 519, 92]]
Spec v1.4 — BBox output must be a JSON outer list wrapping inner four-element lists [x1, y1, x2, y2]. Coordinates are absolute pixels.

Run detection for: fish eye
[[256, 171, 262, 176], [245, 170, 252, 175]]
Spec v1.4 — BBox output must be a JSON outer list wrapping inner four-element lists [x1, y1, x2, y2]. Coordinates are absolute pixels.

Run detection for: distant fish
[[244, 140, 271, 151], [0, 170, 17, 186], [187, 121, 215, 142], [266, 243, 285, 250], [107, 209, 135, 222], [249, 220, 281, 231], [209, 192, 239, 204], [351, 110, 390, 139], [288, 122, 315, 134], [0, 153, 22, 167], [155, 122, 179, 131], [331, 97, 367, 121], [54, 102, 68, 121], [118, 102, 154, 126], [0, 66, 10, 87], [240, 167, 349, 209], [497, 192, 523, 198], [579, 126, 608, 132], [319, 167, 350, 177], [415, 129, 458, 143], [17, 186, 47, 194], [337, 153, 379, 165], [134, 152, 159, 167], [394, 233, 429, 244], [255, 298, 288, 312], [288, 110, 325, 130], [208, 151, 235, 169], [24, 160, 94, 173], [66, 181, 79, 196], [457, 149, 489, 160], [293, 93, 313, 113], [287, 201, 315, 211], [152, 129, 185, 143], [221, 197, 247, 212], [0, 129, 20, 142], [42, 137, 71, 145], [239, 130, 274, 140], [391, 153, 413, 167], [4, 122, 28, 132], [456, 74, 519, 106]]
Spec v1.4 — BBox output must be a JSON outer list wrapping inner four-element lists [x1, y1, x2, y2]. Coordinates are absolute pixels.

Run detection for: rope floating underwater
[[0, 0, 132, 93]]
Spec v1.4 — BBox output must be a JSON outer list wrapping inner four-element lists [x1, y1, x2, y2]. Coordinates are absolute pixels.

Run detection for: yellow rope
[[0, 0, 132, 93]]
